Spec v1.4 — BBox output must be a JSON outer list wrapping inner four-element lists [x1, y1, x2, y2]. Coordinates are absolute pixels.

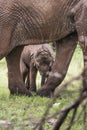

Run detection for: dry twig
[[34, 69, 87, 130]]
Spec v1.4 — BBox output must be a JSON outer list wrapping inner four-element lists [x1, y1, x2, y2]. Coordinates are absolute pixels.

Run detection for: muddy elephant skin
[[20, 44, 55, 92], [0, 0, 87, 96]]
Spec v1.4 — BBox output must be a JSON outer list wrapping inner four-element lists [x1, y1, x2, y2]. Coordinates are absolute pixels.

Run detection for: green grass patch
[[0, 45, 85, 130]]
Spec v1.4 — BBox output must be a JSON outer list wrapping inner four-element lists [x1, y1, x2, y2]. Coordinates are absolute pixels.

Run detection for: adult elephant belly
[[18, 16, 75, 46], [15, 0, 76, 46], [29, 19, 75, 43]]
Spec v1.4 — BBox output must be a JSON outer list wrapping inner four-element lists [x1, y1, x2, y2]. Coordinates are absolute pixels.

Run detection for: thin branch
[[33, 96, 57, 130], [34, 74, 82, 130], [54, 91, 87, 130], [34, 69, 86, 130], [66, 108, 77, 130]]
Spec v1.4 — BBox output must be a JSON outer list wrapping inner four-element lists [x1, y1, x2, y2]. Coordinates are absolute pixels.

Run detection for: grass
[[0, 45, 85, 130]]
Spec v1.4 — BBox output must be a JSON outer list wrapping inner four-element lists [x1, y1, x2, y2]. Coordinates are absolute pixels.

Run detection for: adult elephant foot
[[9, 82, 32, 96], [37, 86, 54, 97], [6, 46, 32, 97], [37, 33, 78, 97]]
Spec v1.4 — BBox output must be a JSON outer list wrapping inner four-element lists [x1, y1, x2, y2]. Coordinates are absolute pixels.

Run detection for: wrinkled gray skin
[[20, 44, 54, 92], [0, 0, 87, 97]]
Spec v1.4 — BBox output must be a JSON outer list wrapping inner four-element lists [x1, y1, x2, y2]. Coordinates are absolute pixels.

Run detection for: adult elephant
[[0, 0, 87, 97]]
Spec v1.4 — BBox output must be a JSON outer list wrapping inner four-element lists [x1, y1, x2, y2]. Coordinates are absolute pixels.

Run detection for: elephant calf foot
[[28, 84, 37, 93], [29, 87, 37, 93], [37, 87, 54, 98], [9, 83, 32, 96]]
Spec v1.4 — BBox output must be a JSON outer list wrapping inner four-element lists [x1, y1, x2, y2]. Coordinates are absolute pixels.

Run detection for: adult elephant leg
[[81, 46, 87, 91], [73, 1, 87, 92], [6, 46, 32, 96], [0, 25, 15, 59], [37, 33, 77, 97]]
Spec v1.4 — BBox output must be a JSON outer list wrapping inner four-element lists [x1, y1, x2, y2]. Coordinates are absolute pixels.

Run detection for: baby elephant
[[20, 44, 55, 92]]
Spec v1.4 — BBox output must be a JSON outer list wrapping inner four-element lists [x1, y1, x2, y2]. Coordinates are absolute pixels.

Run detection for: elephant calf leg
[[37, 33, 78, 97], [41, 75, 46, 86], [29, 64, 37, 92], [6, 46, 32, 96]]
